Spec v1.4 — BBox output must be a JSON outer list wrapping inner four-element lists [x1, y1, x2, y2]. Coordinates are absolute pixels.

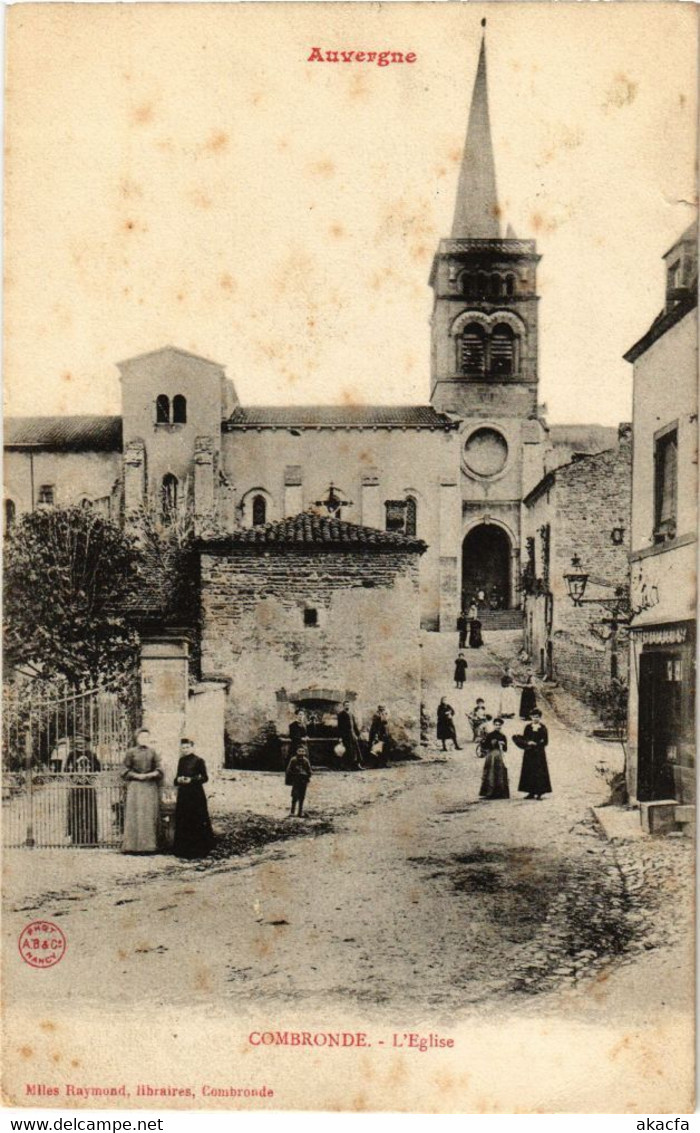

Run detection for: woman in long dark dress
[[453, 653, 468, 689], [65, 738, 101, 845], [518, 670, 537, 719], [173, 738, 214, 859], [479, 718, 510, 799], [516, 709, 552, 800], [436, 697, 462, 751], [468, 617, 483, 648]]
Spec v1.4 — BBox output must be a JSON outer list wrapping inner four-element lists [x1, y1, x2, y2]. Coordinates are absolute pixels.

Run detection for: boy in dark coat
[[286, 744, 313, 817]]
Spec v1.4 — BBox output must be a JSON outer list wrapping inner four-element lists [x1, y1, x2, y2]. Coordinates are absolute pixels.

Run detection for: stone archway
[[462, 524, 513, 611]]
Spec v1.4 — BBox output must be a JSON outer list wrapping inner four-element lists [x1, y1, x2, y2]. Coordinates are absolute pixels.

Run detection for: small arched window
[[476, 272, 490, 300], [173, 395, 187, 424], [156, 394, 170, 424], [491, 324, 517, 377], [461, 273, 477, 299], [252, 494, 267, 526], [490, 273, 503, 299], [405, 496, 417, 537], [505, 274, 516, 298], [459, 324, 487, 376], [4, 499, 16, 534], [161, 473, 178, 521]]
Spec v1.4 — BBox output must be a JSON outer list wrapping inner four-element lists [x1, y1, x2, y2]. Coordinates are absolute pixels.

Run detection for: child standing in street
[[286, 743, 313, 817]]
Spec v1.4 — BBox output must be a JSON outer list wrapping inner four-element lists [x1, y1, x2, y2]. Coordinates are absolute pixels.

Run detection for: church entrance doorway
[[462, 524, 512, 611]]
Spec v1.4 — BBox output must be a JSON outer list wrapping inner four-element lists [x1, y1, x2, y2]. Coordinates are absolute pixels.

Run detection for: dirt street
[[4, 637, 692, 1029]]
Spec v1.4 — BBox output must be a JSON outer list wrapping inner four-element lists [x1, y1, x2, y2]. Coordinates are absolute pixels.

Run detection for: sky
[[4, 2, 697, 425]]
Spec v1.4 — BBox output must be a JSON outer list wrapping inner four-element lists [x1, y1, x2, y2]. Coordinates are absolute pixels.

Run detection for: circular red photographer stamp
[[18, 921, 66, 969]]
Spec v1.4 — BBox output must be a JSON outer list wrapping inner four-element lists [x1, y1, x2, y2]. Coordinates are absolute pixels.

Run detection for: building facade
[[625, 222, 697, 823], [522, 425, 632, 705]]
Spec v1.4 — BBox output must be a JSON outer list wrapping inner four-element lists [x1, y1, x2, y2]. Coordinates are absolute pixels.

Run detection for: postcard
[[2, 2, 697, 1114]]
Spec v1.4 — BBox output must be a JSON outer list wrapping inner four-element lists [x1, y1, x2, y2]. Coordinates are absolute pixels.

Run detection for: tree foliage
[[126, 493, 200, 626], [4, 506, 140, 687]]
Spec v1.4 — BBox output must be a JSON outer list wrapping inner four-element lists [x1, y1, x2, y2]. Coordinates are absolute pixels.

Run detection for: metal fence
[[2, 682, 135, 849]]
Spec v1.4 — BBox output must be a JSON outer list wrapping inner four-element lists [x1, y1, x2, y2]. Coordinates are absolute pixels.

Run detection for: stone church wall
[[221, 427, 457, 629], [199, 547, 423, 761]]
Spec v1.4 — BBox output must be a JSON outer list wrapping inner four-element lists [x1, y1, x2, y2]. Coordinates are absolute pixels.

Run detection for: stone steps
[[478, 609, 524, 631]]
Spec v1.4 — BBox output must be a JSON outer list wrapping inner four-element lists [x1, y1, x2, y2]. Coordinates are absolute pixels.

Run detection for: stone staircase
[[478, 609, 524, 632]]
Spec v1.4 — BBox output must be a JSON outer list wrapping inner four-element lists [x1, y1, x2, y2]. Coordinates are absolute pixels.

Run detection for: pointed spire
[[505, 222, 517, 239], [451, 32, 500, 239]]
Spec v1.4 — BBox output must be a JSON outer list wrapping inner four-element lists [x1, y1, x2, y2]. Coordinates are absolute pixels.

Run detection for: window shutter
[[460, 328, 486, 375]]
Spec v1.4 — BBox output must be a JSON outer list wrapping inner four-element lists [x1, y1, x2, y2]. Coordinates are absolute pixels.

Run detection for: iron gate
[[2, 682, 135, 848]]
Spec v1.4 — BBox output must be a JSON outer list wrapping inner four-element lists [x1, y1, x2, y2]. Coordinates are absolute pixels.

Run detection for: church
[[3, 37, 616, 761]]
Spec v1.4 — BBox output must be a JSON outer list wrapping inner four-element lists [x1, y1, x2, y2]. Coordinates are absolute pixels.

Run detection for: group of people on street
[[436, 665, 552, 802], [122, 729, 214, 860], [284, 701, 396, 816], [477, 707, 552, 802], [283, 700, 396, 817]]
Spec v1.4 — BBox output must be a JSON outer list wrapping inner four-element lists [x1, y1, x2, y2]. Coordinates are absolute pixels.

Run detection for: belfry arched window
[[459, 324, 487, 376], [461, 273, 477, 299], [156, 395, 170, 424], [505, 274, 516, 298], [476, 272, 490, 300], [454, 312, 523, 379], [252, 494, 267, 526], [490, 324, 517, 376], [161, 474, 178, 521], [173, 395, 187, 424], [490, 273, 503, 299]]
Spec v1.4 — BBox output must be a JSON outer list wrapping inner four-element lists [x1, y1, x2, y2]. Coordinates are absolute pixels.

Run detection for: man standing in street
[[337, 699, 364, 769], [457, 609, 468, 650]]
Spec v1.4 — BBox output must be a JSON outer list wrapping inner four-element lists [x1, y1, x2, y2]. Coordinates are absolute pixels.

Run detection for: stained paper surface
[[2, 2, 696, 1114]]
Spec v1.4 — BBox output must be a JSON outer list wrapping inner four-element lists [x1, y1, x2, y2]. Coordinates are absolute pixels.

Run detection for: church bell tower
[[429, 31, 545, 614], [429, 35, 540, 419]]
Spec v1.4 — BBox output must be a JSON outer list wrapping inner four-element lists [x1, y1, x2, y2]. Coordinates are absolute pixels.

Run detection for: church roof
[[197, 512, 427, 552], [224, 405, 457, 430], [451, 35, 500, 240], [4, 415, 122, 451]]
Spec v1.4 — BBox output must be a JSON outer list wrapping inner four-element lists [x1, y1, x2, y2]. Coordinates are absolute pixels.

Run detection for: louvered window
[[459, 325, 486, 375], [490, 324, 516, 376]]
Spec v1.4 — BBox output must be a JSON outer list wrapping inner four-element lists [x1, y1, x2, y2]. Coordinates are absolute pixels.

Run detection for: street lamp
[[564, 555, 589, 606]]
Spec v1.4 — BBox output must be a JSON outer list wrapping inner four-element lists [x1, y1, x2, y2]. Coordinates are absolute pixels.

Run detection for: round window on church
[[463, 427, 509, 478]]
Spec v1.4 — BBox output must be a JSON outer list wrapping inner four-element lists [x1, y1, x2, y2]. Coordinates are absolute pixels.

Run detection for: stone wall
[[199, 547, 423, 760], [524, 429, 632, 711]]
